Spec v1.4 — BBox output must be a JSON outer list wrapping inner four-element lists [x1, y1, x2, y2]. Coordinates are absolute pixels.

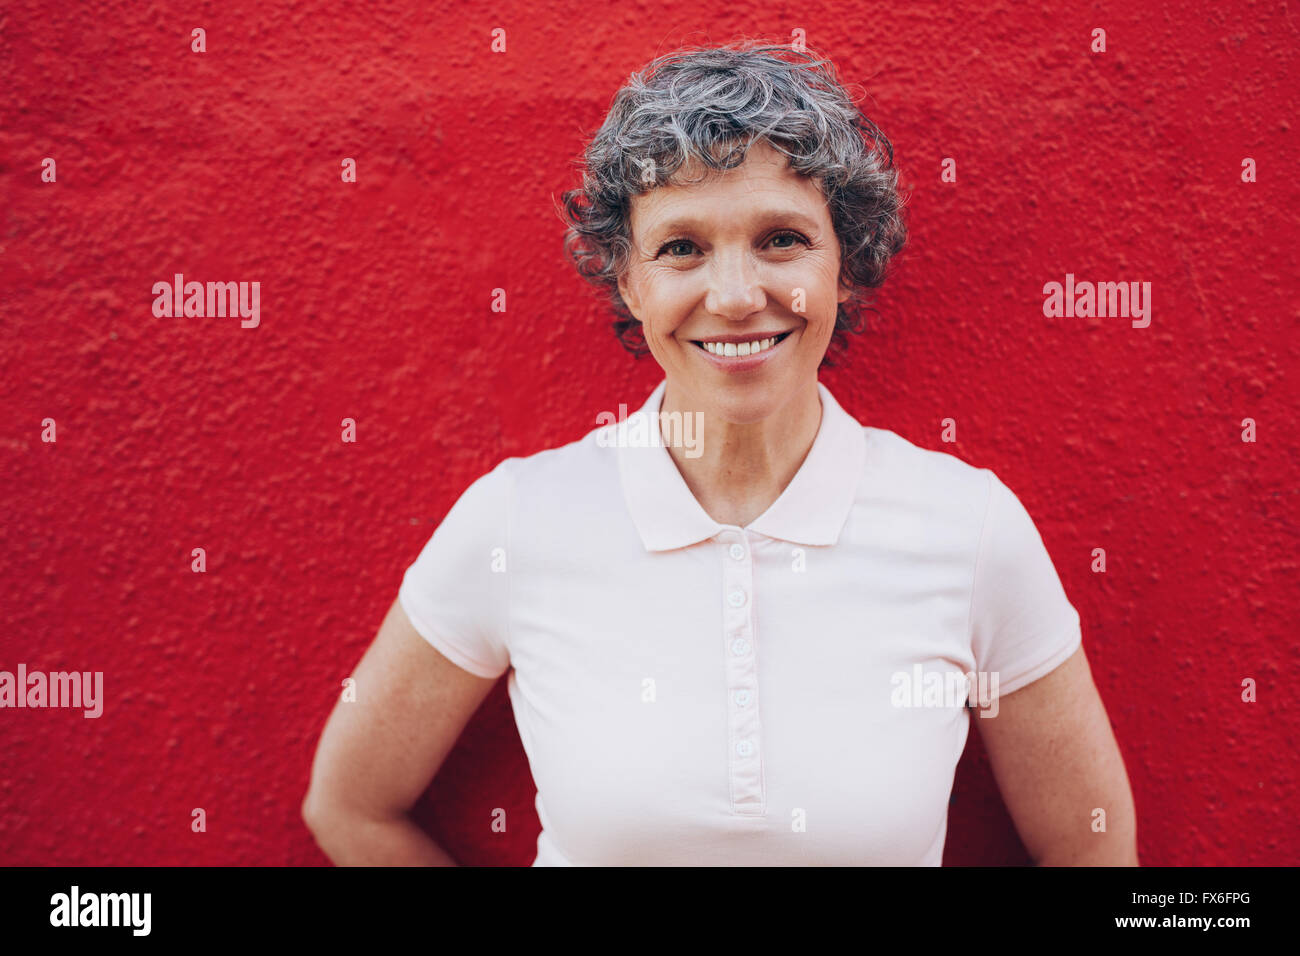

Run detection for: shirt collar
[[614, 377, 867, 552]]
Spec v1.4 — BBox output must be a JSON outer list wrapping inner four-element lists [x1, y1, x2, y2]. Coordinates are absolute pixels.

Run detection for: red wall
[[2, 2, 1296, 866]]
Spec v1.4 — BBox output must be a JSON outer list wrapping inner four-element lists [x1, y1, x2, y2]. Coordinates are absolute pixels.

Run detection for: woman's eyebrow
[[644, 208, 822, 245]]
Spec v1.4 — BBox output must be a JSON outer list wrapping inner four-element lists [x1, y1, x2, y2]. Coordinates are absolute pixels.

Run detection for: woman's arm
[[301, 597, 500, 865], [974, 645, 1139, 865]]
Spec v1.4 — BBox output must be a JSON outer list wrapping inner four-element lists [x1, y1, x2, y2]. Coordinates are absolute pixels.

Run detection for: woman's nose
[[704, 250, 767, 318]]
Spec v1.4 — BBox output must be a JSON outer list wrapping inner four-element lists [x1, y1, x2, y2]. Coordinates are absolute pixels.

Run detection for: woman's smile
[[687, 328, 798, 372]]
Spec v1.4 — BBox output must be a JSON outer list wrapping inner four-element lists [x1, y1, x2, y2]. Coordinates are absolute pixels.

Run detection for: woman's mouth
[[691, 331, 792, 357], [687, 330, 795, 373]]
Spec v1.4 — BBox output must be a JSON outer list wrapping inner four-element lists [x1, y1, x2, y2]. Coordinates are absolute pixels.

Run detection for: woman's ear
[[837, 276, 854, 304], [617, 272, 641, 319]]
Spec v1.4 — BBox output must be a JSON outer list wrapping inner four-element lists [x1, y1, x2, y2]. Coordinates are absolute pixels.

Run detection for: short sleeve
[[397, 459, 514, 679], [969, 471, 1082, 698]]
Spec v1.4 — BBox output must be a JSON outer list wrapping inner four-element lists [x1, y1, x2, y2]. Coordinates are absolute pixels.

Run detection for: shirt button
[[727, 589, 747, 607], [734, 689, 751, 706], [729, 543, 746, 561], [730, 638, 750, 656], [736, 739, 754, 757]]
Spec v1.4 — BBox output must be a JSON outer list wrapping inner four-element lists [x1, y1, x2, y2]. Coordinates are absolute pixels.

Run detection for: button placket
[[720, 529, 764, 815]]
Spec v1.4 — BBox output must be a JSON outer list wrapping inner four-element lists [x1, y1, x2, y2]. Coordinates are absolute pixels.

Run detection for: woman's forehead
[[630, 157, 829, 234]]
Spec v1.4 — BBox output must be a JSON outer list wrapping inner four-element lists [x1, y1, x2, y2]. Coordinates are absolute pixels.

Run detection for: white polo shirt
[[398, 378, 1082, 866]]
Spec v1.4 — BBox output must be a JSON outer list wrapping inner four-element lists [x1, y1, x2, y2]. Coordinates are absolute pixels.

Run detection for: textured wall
[[1, 1, 1296, 866]]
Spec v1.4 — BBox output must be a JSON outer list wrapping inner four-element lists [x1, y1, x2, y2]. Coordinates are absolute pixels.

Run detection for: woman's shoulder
[[475, 424, 621, 502], [861, 425, 995, 501], [861, 427, 1062, 544]]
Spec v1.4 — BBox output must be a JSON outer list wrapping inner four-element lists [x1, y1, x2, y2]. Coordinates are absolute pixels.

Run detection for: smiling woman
[[614, 139, 856, 442], [302, 39, 1138, 868]]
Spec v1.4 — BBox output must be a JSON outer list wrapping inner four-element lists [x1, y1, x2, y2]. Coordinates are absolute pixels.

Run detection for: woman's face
[[617, 139, 852, 425]]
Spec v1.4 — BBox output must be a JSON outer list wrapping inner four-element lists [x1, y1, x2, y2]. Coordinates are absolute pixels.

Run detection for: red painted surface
[[1, 3, 1296, 866]]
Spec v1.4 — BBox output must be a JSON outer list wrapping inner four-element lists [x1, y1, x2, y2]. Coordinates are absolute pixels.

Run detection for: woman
[[302, 41, 1138, 866]]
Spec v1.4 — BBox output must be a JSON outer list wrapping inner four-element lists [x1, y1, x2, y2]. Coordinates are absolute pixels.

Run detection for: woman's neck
[[660, 379, 823, 528]]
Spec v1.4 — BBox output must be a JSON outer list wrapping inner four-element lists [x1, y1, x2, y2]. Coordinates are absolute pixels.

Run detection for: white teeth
[[701, 335, 783, 357]]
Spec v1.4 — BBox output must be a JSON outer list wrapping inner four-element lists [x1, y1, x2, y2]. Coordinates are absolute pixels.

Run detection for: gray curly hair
[[558, 40, 908, 368]]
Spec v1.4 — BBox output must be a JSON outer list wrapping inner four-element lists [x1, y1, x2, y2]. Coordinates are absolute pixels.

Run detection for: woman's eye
[[769, 231, 809, 249], [659, 240, 695, 258], [656, 232, 808, 258]]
